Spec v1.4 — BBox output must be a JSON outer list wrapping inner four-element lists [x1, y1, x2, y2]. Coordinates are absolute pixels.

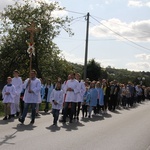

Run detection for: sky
[[0, 0, 150, 72]]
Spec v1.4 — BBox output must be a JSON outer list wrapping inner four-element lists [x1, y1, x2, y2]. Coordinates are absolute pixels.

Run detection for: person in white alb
[[75, 73, 86, 120], [11, 70, 22, 117], [61, 72, 79, 123], [19, 70, 41, 124], [50, 81, 63, 126], [2, 77, 17, 120]]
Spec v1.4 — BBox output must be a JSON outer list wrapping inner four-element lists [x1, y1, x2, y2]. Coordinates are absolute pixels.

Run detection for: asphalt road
[[1, 100, 150, 150]]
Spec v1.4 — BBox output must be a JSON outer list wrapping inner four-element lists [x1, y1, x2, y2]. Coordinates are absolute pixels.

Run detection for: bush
[[0, 100, 4, 116]]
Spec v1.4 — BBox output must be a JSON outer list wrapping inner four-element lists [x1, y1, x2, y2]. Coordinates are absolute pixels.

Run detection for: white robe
[[64, 79, 79, 102], [50, 89, 63, 110], [2, 84, 16, 103], [12, 77, 22, 96], [76, 81, 86, 102], [11, 77, 23, 114], [23, 78, 41, 103]]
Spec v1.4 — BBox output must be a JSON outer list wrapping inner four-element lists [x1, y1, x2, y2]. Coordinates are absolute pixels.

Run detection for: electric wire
[[90, 15, 150, 52]]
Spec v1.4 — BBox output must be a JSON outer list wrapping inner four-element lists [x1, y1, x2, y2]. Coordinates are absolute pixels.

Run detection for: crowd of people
[[1, 70, 150, 126]]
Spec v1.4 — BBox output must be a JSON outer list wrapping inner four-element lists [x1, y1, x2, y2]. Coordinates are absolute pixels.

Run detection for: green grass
[[0, 101, 51, 117], [0, 101, 4, 117]]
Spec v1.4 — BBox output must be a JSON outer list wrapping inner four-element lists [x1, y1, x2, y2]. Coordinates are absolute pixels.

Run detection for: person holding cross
[[19, 70, 41, 124]]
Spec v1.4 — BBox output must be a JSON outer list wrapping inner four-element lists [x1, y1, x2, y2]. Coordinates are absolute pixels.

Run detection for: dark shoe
[[8, 115, 11, 119], [53, 123, 57, 126], [3, 116, 7, 120], [36, 113, 40, 117], [44, 109, 48, 113], [16, 112, 20, 117], [30, 120, 34, 124], [73, 116, 76, 120], [18, 118, 24, 124], [11, 114, 15, 118], [59, 119, 66, 123]]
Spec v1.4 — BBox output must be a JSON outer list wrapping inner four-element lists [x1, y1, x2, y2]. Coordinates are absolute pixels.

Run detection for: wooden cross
[[25, 22, 39, 43], [25, 22, 39, 74]]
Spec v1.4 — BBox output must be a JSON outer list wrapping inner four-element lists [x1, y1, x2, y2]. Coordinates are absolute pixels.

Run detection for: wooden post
[[83, 13, 90, 81]]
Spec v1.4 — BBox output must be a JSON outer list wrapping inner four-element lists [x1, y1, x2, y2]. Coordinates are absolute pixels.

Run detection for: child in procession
[[82, 86, 90, 118], [50, 81, 63, 126], [2, 77, 16, 120], [88, 81, 98, 118]]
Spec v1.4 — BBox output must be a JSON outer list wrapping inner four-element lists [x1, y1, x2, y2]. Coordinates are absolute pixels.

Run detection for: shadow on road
[[80, 117, 90, 123], [89, 115, 104, 122], [102, 113, 112, 118], [110, 110, 121, 114], [0, 118, 15, 125], [61, 121, 85, 131], [12, 123, 37, 132], [0, 131, 17, 146], [46, 125, 61, 132]]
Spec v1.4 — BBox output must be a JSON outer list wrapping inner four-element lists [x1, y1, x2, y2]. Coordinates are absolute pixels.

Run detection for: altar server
[[19, 70, 41, 124], [11, 70, 22, 117], [2, 77, 16, 120], [50, 81, 63, 126]]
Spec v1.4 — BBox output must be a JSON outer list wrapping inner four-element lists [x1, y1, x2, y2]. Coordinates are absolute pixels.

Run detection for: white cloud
[[51, 10, 68, 17], [105, 0, 113, 5], [0, 0, 15, 11], [126, 53, 150, 71], [61, 51, 150, 71], [126, 62, 150, 71], [60, 50, 115, 68], [89, 0, 112, 10], [0, 0, 68, 18], [90, 18, 150, 42], [95, 58, 115, 68], [128, 0, 150, 7], [135, 53, 150, 60], [60, 51, 84, 64]]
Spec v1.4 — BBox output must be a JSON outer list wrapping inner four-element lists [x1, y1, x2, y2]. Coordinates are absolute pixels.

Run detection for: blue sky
[[53, 0, 150, 72], [1, 0, 150, 71]]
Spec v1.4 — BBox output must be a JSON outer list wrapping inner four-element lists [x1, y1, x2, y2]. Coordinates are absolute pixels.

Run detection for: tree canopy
[[0, 0, 73, 83], [86, 59, 102, 81]]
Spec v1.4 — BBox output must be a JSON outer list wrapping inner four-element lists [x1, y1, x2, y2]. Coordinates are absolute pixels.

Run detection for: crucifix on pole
[[25, 22, 39, 75]]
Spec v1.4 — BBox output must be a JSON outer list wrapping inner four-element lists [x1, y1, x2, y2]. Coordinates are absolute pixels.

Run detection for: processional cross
[[25, 22, 39, 74]]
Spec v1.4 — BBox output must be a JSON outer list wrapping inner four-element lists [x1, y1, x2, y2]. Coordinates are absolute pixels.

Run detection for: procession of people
[[1, 70, 150, 127]]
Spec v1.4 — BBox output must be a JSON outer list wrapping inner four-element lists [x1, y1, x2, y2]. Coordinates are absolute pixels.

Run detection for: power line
[[55, 36, 116, 42], [92, 15, 150, 35], [70, 16, 86, 25], [65, 9, 86, 15], [89, 20, 150, 50], [72, 15, 86, 21], [90, 15, 150, 52]]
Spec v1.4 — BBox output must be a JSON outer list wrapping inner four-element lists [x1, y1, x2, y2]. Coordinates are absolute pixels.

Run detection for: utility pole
[[83, 12, 90, 81]]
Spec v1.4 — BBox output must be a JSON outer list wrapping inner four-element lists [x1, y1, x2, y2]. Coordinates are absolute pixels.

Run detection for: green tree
[[86, 59, 101, 81], [0, 0, 73, 83]]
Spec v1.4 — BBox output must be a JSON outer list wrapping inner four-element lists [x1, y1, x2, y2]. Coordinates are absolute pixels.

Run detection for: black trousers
[[82, 105, 88, 117], [74, 102, 81, 117], [109, 95, 117, 111], [63, 102, 76, 122]]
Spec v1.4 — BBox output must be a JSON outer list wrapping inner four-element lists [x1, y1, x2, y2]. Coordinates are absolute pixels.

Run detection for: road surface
[[0, 100, 150, 150]]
